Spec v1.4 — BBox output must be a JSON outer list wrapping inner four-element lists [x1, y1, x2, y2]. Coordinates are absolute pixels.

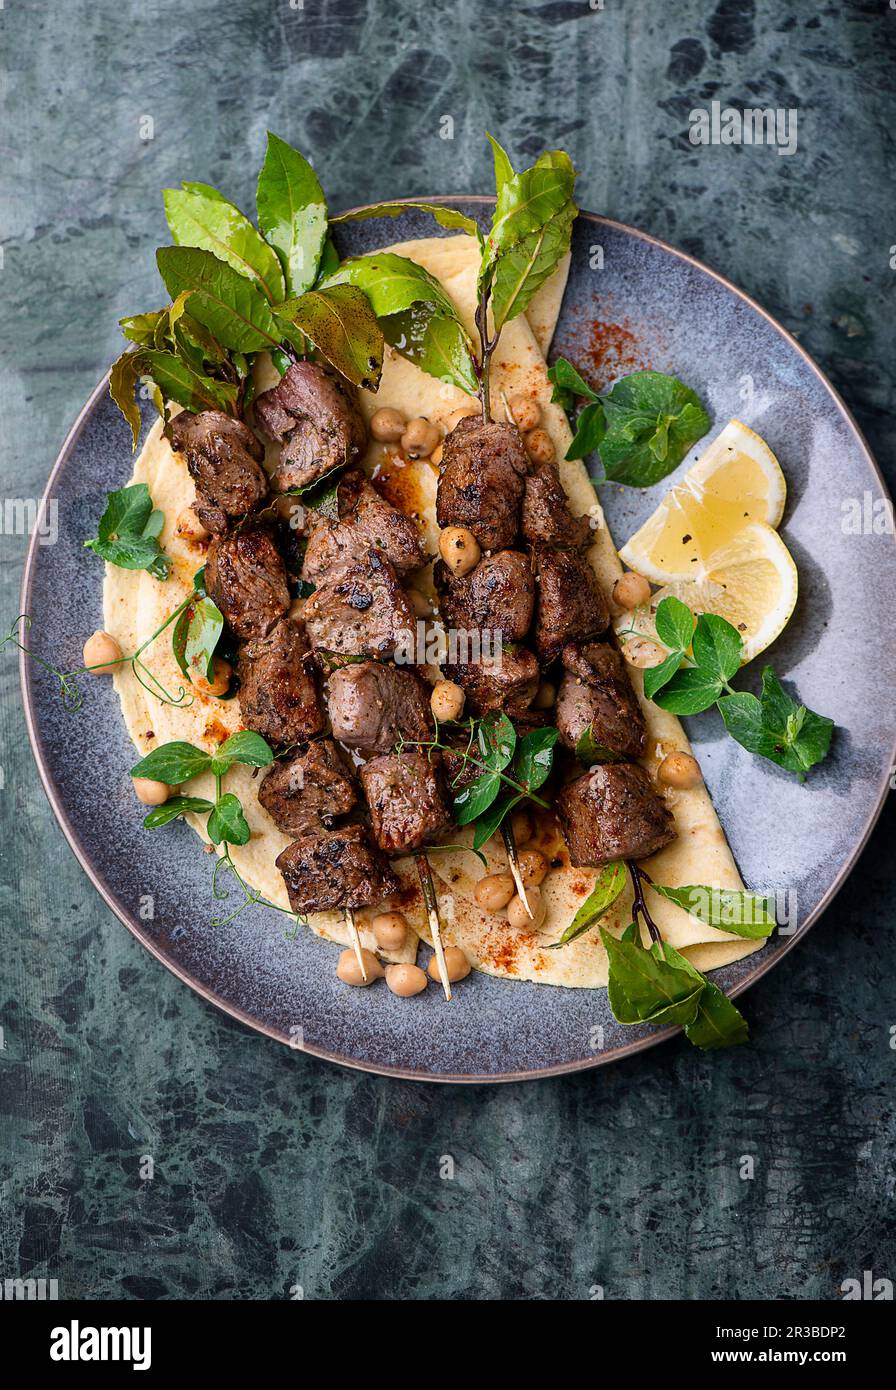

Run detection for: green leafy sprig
[[332, 134, 578, 418], [131, 732, 303, 931], [8, 558, 227, 712], [84, 483, 171, 581], [399, 711, 559, 852], [547, 356, 711, 488], [635, 596, 834, 776], [110, 133, 386, 446], [551, 857, 772, 1049]]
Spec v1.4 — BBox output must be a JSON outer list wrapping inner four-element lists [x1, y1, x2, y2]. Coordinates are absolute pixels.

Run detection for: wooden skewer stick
[[415, 853, 452, 1001], [344, 906, 368, 982], [501, 822, 533, 918]]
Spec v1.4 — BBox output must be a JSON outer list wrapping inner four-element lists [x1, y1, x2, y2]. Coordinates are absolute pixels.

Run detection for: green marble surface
[[1, 0, 894, 1300]]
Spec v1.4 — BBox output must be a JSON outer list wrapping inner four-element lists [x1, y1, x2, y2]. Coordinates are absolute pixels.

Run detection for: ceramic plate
[[20, 200, 896, 1081]]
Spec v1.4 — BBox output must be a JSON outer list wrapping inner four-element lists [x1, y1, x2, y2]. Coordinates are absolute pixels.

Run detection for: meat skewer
[[434, 391, 677, 913], [297, 475, 457, 999]]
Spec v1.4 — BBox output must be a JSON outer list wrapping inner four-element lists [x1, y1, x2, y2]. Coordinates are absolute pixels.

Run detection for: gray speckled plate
[[20, 201, 896, 1082]]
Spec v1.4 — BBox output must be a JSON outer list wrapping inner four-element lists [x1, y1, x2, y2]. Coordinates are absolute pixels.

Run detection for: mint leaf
[[642, 650, 686, 701], [476, 712, 517, 772], [567, 401, 606, 462], [654, 595, 695, 653], [453, 771, 502, 826], [692, 612, 742, 682], [651, 883, 776, 939], [214, 730, 274, 770], [601, 927, 704, 1027], [652, 666, 723, 715], [130, 741, 212, 784], [547, 355, 599, 405], [550, 861, 627, 947], [85, 483, 171, 580], [471, 791, 521, 851], [655, 942, 749, 1049], [143, 795, 214, 828], [207, 792, 251, 847], [599, 372, 710, 487], [512, 726, 558, 791], [718, 667, 833, 774]]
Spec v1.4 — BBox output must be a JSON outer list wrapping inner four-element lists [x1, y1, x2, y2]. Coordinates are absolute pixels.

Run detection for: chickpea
[[439, 525, 480, 576], [370, 407, 406, 443], [401, 417, 441, 459], [385, 963, 428, 997], [509, 394, 541, 432], [372, 911, 408, 953], [192, 656, 232, 698], [475, 872, 516, 913], [658, 751, 703, 789], [622, 637, 666, 669], [132, 776, 170, 807], [507, 886, 546, 931], [524, 428, 556, 466], [445, 402, 479, 432], [517, 849, 548, 886], [83, 630, 122, 676], [177, 506, 209, 542], [510, 808, 534, 846], [429, 945, 471, 984], [613, 571, 651, 610], [431, 679, 465, 723], [336, 948, 384, 987], [533, 679, 556, 710], [407, 587, 432, 619]]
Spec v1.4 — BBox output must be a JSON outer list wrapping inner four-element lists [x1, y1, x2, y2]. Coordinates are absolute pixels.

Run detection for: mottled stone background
[[1, 0, 894, 1300]]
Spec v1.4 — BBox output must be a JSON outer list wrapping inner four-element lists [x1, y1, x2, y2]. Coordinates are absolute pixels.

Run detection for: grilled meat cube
[[326, 661, 433, 755], [168, 410, 269, 536], [556, 641, 647, 760], [436, 417, 528, 552], [521, 463, 592, 550], [446, 645, 540, 718], [206, 530, 290, 641], [433, 550, 534, 644], [302, 469, 426, 583], [237, 617, 325, 745], [360, 751, 452, 853], [253, 360, 367, 492], [556, 764, 676, 867], [303, 549, 415, 660], [532, 544, 610, 664], [258, 739, 356, 834], [276, 823, 399, 914]]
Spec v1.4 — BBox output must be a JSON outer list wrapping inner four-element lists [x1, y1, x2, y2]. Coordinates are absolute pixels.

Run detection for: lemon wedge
[[618, 521, 798, 664], [618, 420, 787, 584]]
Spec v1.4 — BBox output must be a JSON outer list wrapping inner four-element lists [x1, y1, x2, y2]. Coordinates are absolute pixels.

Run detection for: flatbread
[[105, 234, 763, 986]]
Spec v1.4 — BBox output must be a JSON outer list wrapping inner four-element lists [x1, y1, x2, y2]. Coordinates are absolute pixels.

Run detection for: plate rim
[[19, 201, 896, 1083]]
